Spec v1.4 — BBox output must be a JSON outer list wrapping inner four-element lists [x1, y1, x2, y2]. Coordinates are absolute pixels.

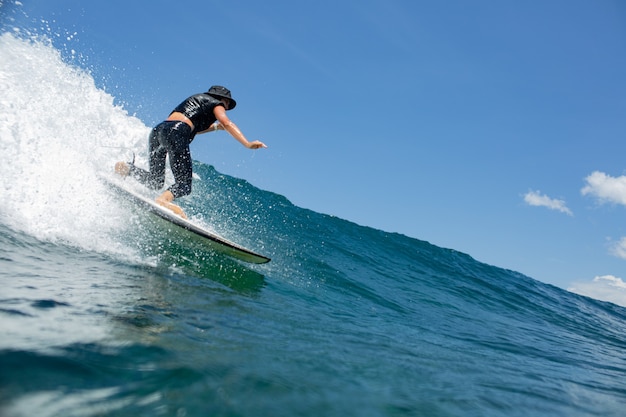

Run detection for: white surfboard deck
[[102, 175, 271, 264]]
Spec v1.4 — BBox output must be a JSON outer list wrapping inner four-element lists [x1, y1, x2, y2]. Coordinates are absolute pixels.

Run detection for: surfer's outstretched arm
[[213, 105, 267, 149], [156, 190, 187, 219]]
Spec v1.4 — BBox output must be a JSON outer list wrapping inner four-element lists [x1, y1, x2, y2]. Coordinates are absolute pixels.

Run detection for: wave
[[2, 29, 626, 417]]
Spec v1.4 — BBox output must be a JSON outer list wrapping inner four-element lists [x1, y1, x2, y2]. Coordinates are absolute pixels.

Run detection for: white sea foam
[[0, 32, 150, 257]]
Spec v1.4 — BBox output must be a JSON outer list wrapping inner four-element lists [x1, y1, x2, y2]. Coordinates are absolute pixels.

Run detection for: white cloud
[[523, 190, 573, 216], [568, 275, 626, 307], [609, 237, 626, 260], [581, 171, 626, 206]]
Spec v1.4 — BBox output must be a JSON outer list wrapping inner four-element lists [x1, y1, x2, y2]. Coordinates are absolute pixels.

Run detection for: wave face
[[2, 32, 626, 417]]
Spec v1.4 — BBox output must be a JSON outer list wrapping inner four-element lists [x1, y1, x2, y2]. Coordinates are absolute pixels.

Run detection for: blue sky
[[4, 0, 626, 300]]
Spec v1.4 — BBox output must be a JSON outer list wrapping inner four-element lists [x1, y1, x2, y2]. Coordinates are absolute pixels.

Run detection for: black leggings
[[130, 121, 194, 198]]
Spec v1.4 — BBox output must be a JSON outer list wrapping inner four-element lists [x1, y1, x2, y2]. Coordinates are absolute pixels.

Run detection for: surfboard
[[102, 176, 271, 264]]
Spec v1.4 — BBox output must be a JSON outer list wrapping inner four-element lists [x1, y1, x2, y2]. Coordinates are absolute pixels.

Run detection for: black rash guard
[[171, 93, 225, 134]]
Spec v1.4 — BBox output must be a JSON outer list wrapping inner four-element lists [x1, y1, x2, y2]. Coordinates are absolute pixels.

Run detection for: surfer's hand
[[247, 140, 267, 149], [156, 191, 187, 219]]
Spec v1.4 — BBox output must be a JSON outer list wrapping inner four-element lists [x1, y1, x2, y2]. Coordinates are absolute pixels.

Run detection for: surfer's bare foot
[[156, 190, 187, 219], [115, 161, 130, 177], [158, 201, 188, 219]]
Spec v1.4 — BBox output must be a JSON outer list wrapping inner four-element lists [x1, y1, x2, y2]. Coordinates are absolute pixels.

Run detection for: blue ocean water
[[1, 32, 626, 417]]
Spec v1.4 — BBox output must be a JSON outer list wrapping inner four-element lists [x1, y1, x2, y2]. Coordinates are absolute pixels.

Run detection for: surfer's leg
[[117, 124, 167, 190], [124, 136, 165, 190], [163, 122, 193, 198], [168, 146, 192, 198], [144, 126, 168, 190]]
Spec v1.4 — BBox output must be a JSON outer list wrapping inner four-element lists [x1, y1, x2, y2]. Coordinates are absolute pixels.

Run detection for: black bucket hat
[[206, 85, 237, 110]]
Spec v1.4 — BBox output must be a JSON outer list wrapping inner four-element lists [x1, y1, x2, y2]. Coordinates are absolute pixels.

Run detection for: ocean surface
[[2, 31, 626, 417]]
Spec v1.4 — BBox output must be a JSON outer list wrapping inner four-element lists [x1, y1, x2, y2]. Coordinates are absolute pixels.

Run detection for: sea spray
[[0, 32, 148, 255]]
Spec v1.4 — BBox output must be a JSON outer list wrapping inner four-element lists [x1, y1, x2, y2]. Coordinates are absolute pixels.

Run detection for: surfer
[[114, 85, 266, 218]]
